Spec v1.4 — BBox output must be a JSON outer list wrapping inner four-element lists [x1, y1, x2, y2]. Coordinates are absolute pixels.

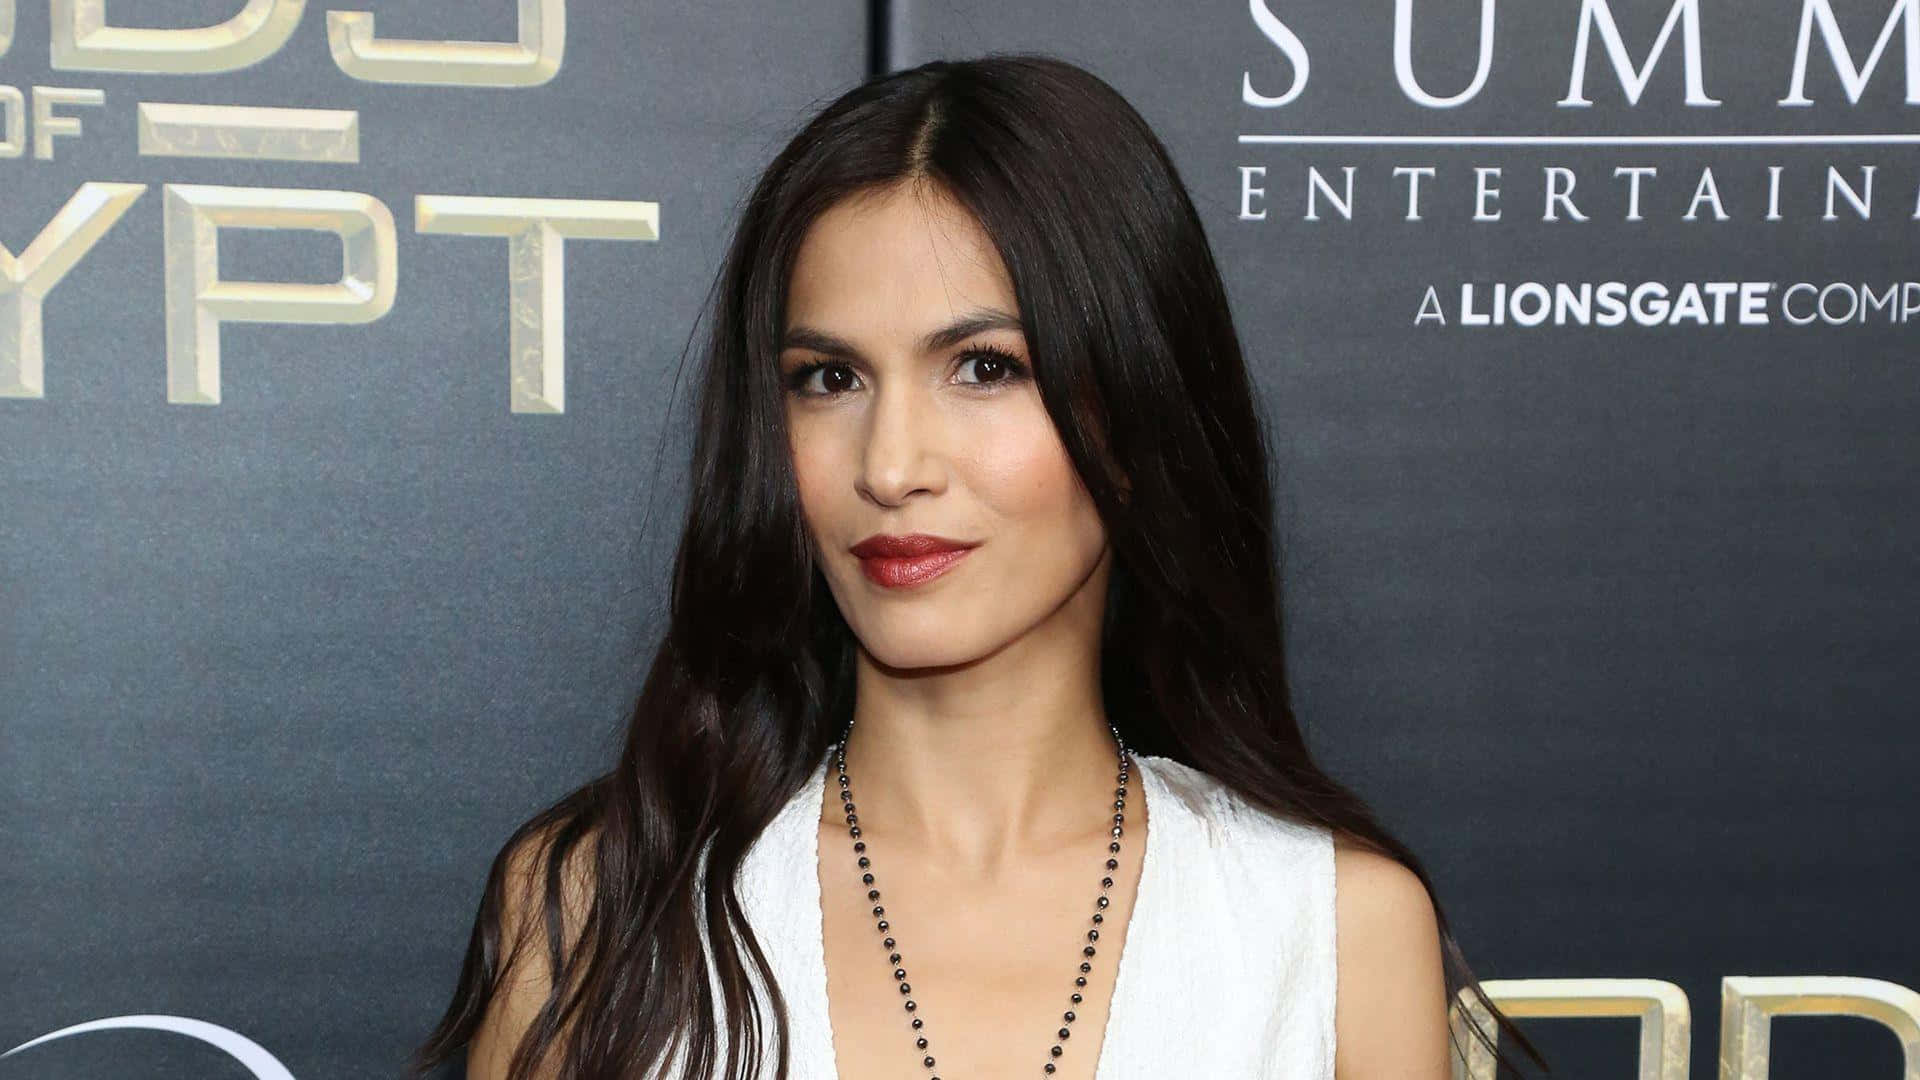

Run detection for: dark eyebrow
[[781, 308, 1024, 360]]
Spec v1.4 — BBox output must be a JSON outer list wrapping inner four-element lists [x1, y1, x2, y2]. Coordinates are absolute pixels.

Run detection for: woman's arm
[[467, 828, 597, 1080], [1333, 842, 1454, 1080]]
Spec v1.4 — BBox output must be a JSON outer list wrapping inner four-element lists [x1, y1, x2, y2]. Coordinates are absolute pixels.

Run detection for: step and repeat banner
[[3, 2, 1915, 1078], [0, 1, 865, 1077]]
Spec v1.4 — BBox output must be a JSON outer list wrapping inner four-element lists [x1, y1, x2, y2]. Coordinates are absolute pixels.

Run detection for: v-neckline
[[799, 746, 1164, 1080]]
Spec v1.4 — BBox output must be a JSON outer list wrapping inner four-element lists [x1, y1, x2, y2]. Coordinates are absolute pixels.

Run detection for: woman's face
[[780, 181, 1111, 671]]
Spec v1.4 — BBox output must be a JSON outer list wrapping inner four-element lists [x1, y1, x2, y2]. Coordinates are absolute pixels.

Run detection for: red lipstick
[[849, 533, 979, 588]]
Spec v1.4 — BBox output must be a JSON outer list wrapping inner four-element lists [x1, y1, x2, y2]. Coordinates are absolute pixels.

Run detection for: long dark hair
[[409, 53, 1548, 1080]]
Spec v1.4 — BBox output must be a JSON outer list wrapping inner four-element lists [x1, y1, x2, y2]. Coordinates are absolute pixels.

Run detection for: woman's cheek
[[971, 413, 1078, 520], [788, 429, 842, 549]]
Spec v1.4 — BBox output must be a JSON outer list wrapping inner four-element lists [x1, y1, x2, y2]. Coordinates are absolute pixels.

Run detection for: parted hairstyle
[[409, 53, 1548, 1080]]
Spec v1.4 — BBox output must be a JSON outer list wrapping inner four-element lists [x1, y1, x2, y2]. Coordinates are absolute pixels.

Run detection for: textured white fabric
[[690, 747, 1337, 1079]]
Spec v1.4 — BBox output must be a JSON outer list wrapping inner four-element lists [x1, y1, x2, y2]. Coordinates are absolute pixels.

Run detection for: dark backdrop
[[3, 2, 1914, 1077]]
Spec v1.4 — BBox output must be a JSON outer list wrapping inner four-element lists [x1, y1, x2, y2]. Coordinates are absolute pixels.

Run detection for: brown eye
[[787, 360, 862, 398], [954, 345, 1030, 387], [817, 364, 859, 393]]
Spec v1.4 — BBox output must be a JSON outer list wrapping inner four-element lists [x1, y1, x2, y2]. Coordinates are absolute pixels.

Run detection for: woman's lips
[[857, 547, 974, 588]]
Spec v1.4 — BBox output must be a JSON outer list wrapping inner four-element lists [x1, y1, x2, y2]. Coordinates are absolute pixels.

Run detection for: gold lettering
[[1449, 978, 1691, 1080], [163, 185, 396, 405], [52, 0, 306, 75], [328, 0, 565, 87], [1719, 975, 1920, 1080], [415, 194, 658, 413], [31, 85, 104, 159], [0, 0, 14, 59], [137, 101, 359, 163], [0, 85, 21, 158], [0, 183, 147, 399]]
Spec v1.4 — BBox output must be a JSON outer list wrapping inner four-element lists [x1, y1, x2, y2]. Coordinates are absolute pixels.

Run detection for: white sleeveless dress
[[682, 748, 1338, 1079]]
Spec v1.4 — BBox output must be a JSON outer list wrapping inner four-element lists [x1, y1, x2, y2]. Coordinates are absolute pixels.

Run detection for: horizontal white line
[[1240, 133, 1920, 145]]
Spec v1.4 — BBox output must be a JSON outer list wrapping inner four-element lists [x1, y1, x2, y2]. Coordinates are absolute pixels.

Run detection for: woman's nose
[[857, 377, 946, 506]]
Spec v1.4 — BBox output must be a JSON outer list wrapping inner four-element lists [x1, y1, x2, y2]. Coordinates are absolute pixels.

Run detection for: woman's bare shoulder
[[1331, 837, 1450, 1080], [467, 822, 602, 1080]]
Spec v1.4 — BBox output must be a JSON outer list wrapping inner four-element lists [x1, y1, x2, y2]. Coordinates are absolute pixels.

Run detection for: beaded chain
[[829, 722, 1133, 1078]]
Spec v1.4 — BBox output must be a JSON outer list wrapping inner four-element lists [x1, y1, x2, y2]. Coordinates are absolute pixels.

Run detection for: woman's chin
[[854, 633, 996, 676]]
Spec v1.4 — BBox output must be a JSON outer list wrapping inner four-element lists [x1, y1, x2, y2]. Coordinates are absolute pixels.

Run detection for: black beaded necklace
[[829, 722, 1134, 1078]]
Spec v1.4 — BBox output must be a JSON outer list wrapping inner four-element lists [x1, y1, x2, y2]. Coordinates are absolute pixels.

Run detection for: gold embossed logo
[[1, 1, 658, 412]]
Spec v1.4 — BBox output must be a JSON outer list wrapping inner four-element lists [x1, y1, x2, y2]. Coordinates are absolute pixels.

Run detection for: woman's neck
[[827, 664, 1123, 876]]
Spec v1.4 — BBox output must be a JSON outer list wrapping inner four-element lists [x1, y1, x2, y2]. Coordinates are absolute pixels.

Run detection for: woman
[[411, 54, 1546, 1080]]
